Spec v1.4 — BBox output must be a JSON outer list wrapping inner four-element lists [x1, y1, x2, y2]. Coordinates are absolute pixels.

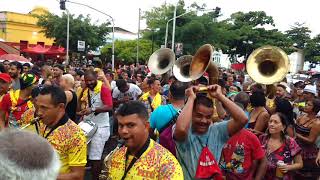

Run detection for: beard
[[9, 73, 18, 79]]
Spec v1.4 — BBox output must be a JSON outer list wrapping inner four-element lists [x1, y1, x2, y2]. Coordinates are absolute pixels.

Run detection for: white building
[[289, 50, 305, 74], [106, 27, 137, 42], [212, 50, 231, 68]]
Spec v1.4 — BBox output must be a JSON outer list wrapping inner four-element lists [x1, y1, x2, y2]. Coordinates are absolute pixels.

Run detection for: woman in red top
[[259, 112, 303, 180]]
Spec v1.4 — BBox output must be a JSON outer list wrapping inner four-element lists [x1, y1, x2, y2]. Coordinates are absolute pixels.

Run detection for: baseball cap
[[0, 73, 11, 83], [303, 84, 317, 96]]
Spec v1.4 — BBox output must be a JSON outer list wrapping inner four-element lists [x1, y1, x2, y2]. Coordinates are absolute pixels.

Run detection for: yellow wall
[[0, 7, 54, 45]]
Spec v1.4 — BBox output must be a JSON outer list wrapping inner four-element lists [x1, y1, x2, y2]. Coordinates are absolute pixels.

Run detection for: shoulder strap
[[88, 90, 92, 108], [121, 138, 150, 180], [147, 96, 154, 112], [256, 110, 267, 121], [158, 105, 181, 133]]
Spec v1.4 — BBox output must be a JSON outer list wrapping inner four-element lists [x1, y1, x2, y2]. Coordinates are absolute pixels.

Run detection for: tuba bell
[[189, 44, 219, 84], [173, 55, 193, 82], [148, 48, 175, 75], [246, 45, 290, 85]]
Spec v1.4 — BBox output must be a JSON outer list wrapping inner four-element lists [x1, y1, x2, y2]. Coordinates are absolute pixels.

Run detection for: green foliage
[[223, 11, 293, 61], [142, 2, 294, 63], [286, 22, 311, 49], [36, 12, 110, 52], [305, 34, 320, 63], [101, 39, 157, 64]]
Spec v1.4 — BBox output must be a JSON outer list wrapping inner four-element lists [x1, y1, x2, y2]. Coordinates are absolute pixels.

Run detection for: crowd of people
[[0, 59, 319, 180]]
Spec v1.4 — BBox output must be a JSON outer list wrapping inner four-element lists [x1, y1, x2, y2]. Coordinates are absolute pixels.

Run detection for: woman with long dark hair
[[259, 112, 303, 180], [295, 98, 320, 179], [274, 97, 295, 137], [248, 91, 270, 135]]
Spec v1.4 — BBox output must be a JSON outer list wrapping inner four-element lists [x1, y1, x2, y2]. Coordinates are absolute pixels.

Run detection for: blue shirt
[[150, 104, 178, 131], [174, 121, 229, 180]]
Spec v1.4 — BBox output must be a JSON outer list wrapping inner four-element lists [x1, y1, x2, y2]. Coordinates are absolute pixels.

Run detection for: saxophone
[[99, 140, 124, 180]]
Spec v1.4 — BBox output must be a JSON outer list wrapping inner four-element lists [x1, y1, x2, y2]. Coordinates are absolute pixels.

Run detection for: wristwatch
[[91, 107, 96, 113]]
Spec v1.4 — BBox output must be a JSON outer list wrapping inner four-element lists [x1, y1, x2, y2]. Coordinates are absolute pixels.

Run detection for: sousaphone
[[246, 45, 290, 85], [189, 44, 219, 84], [173, 55, 193, 82], [148, 48, 175, 75]]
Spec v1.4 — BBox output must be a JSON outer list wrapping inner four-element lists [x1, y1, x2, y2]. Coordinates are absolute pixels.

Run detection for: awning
[[45, 46, 65, 55], [22, 45, 65, 55]]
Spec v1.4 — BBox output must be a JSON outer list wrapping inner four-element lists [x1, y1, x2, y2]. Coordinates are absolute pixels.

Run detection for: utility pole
[[171, 4, 177, 51], [137, 8, 141, 65], [65, 1, 115, 70], [59, 0, 69, 64]]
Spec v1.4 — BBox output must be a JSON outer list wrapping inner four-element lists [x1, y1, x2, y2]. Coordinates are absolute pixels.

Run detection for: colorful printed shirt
[[220, 129, 265, 180], [19, 107, 38, 132], [259, 134, 301, 180], [108, 139, 183, 180], [39, 116, 87, 173], [0, 93, 32, 128]]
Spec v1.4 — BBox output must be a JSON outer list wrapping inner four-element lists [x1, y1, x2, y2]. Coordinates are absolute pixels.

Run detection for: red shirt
[[0, 93, 29, 123], [100, 85, 112, 107], [220, 129, 265, 180]]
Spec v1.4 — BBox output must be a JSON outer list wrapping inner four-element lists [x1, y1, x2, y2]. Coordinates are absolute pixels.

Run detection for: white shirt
[[112, 83, 142, 100], [110, 81, 116, 90], [83, 89, 109, 127]]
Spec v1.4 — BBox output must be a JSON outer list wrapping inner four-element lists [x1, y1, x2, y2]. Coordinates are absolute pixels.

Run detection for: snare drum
[[78, 120, 98, 144]]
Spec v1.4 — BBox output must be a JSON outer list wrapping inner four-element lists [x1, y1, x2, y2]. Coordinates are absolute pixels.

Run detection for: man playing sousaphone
[[77, 69, 113, 180]]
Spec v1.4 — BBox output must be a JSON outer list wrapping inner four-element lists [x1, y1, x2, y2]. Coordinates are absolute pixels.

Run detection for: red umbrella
[[0, 54, 30, 62]]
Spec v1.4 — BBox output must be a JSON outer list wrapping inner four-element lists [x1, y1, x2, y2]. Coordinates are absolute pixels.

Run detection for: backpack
[[158, 105, 181, 157]]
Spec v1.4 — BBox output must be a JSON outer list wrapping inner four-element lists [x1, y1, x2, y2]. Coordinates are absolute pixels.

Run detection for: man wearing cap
[[0, 73, 11, 102], [0, 73, 38, 130], [303, 84, 317, 102]]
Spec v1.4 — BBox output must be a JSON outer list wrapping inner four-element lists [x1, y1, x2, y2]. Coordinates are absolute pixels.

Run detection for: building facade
[[0, 7, 54, 48]]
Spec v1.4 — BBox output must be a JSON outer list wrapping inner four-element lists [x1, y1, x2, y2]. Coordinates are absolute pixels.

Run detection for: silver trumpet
[[20, 117, 40, 130]]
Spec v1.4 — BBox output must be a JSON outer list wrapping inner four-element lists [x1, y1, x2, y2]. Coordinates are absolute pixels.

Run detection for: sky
[[1, 0, 319, 37]]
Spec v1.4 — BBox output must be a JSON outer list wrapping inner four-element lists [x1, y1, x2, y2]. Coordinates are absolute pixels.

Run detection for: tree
[[142, 1, 224, 54], [223, 11, 292, 62], [286, 22, 311, 49], [36, 12, 110, 52], [101, 39, 156, 64], [142, 2, 292, 63], [305, 34, 320, 63]]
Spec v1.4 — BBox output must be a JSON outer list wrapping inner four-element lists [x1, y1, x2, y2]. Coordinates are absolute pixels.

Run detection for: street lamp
[[65, 0, 116, 71]]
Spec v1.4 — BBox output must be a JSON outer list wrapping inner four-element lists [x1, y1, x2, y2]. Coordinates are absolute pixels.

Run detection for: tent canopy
[[22, 45, 65, 55]]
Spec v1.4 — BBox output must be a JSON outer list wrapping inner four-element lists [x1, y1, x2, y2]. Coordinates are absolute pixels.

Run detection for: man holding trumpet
[[173, 84, 248, 180]]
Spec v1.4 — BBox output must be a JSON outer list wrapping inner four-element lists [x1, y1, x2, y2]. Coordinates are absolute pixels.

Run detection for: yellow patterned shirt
[[19, 107, 37, 132], [108, 139, 184, 180], [40, 118, 87, 173]]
